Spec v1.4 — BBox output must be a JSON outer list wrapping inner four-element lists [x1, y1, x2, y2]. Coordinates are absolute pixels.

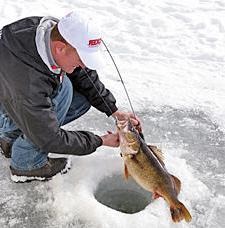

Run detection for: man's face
[[53, 42, 85, 73]]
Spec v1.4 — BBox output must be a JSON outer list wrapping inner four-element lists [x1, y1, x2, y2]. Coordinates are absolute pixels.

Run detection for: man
[[0, 12, 140, 182]]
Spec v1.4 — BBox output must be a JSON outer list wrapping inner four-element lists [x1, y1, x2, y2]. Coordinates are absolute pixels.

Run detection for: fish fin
[[170, 201, 192, 223], [124, 164, 129, 180], [148, 145, 165, 166], [170, 174, 181, 195]]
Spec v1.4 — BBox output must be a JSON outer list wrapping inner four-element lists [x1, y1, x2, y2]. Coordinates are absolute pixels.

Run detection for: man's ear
[[53, 41, 67, 55]]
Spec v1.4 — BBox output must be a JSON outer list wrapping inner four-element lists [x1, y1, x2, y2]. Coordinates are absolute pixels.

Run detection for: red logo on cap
[[89, 39, 101, 47]]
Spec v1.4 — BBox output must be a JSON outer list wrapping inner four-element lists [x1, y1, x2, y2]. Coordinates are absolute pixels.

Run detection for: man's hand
[[112, 110, 142, 132], [100, 131, 119, 147]]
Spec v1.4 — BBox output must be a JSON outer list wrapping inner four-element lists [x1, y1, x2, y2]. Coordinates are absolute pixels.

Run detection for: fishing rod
[[83, 39, 145, 140], [101, 39, 137, 119]]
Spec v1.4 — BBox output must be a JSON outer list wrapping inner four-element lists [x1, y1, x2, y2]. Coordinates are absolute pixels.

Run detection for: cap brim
[[77, 49, 103, 71]]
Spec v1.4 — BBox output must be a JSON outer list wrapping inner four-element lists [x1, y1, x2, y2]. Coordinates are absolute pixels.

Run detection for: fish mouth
[[116, 119, 128, 130], [127, 119, 136, 132], [117, 119, 140, 144], [117, 118, 135, 131]]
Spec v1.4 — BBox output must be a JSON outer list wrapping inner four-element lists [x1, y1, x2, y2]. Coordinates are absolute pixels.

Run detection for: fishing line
[[82, 68, 117, 123], [101, 39, 137, 119], [102, 40, 145, 140]]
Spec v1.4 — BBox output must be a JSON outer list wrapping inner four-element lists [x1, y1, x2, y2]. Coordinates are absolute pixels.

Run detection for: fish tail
[[170, 201, 192, 223]]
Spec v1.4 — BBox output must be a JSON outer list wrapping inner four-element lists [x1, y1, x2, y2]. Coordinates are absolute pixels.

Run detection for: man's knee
[[52, 76, 73, 124], [63, 90, 91, 125]]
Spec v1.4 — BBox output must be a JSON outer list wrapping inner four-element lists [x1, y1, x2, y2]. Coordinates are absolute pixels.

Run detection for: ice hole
[[94, 174, 152, 214]]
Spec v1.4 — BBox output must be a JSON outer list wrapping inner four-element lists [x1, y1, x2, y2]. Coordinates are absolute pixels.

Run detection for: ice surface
[[0, 0, 225, 227]]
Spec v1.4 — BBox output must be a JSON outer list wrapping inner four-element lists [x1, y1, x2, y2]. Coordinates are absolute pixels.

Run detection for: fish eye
[[131, 126, 135, 132], [130, 124, 136, 133], [128, 121, 135, 131]]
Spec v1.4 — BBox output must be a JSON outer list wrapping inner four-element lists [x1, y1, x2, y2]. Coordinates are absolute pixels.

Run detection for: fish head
[[117, 118, 141, 157]]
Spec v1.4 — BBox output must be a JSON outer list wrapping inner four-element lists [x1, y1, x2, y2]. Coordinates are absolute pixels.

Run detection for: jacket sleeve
[[2, 95, 102, 155], [68, 67, 118, 116]]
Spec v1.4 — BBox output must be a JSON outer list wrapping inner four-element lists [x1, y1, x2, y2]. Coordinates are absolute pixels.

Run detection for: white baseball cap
[[58, 11, 103, 70]]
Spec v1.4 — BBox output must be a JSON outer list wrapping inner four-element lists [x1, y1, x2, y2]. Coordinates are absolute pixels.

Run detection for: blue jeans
[[0, 75, 91, 170]]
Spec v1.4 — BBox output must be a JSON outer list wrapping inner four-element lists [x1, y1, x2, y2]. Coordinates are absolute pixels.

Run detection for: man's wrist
[[100, 136, 104, 146], [96, 135, 103, 146], [111, 110, 120, 118]]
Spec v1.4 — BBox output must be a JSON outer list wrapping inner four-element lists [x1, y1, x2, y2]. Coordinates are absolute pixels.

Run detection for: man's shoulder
[[3, 16, 43, 31]]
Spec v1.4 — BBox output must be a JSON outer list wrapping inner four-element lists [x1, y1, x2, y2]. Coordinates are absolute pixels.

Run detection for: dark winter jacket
[[0, 16, 118, 155]]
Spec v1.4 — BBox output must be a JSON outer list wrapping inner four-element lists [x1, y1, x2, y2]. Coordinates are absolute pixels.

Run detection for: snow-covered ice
[[0, 0, 225, 227]]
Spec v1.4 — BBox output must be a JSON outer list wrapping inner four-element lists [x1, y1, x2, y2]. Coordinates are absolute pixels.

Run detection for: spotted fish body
[[117, 119, 192, 223]]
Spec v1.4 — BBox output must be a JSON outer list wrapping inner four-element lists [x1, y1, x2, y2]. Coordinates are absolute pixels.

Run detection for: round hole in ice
[[94, 174, 152, 214]]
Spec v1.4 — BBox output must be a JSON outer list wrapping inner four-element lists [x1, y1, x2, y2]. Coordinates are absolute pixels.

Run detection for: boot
[[10, 157, 71, 183], [0, 138, 12, 158]]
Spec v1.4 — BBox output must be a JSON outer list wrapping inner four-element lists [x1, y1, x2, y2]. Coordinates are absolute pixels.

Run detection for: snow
[[0, 0, 225, 227]]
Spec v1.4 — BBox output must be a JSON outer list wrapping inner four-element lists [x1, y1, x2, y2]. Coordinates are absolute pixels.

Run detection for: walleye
[[117, 119, 192, 223]]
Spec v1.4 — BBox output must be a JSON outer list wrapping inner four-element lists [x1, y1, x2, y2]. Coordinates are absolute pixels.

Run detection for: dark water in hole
[[94, 174, 152, 214]]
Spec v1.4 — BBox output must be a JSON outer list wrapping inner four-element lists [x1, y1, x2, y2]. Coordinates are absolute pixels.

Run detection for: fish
[[117, 118, 192, 223]]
